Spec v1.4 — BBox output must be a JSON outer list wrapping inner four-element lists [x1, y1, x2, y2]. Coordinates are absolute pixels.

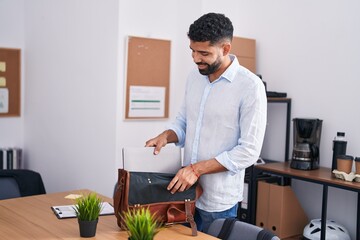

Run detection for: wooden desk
[[255, 162, 360, 240], [0, 189, 218, 240]]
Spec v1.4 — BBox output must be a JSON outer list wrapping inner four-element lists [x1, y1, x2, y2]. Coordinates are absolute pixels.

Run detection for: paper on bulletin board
[[128, 86, 165, 118], [0, 88, 9, 113], [0, 77, 6, 87], [0, 61, 6, 72]]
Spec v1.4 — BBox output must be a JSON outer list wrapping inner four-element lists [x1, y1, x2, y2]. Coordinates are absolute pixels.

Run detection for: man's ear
[[222, 43, 231, 56]]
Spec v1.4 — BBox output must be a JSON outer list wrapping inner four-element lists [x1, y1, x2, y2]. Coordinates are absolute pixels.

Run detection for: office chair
[[207, 218, 280, 240], [0, 177, 21, 199], [0, 169, 46, 200]]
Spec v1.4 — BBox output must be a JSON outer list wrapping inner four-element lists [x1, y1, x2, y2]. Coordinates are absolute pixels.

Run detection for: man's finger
[[145, 139, 155, 147], [167, 177, 178, 191], [154, 145, 162, 155], [170, 181, 182, 194], [178, 184, 187, 192]]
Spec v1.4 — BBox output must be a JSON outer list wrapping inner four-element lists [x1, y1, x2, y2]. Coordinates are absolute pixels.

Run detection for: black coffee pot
[[291, 118, 323, 170]]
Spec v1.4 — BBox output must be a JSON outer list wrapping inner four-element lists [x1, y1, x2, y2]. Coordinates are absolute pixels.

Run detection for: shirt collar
[[220, 54, 239, 83]]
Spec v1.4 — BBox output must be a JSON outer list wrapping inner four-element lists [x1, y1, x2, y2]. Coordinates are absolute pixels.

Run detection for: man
[[145, 12, 267, 233]]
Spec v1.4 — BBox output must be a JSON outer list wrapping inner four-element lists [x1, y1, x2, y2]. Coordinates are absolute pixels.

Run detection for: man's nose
[[192, 52, 202, 63]]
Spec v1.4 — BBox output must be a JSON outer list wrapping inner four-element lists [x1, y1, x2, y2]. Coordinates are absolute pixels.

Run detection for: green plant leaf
[[121, 208, 162, 240], [73, 193, 103, 221]]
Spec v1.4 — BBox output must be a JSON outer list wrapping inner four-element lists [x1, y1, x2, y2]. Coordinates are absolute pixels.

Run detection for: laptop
[[122, 146, 182, 174]]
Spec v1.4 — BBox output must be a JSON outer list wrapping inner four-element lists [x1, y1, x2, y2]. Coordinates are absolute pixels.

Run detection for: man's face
[[190, 41, 223, 76]]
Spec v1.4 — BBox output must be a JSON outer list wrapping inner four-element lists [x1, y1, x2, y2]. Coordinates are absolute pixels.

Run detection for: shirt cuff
[[169, 126, 185, 147], [215, 152, 238, 175]]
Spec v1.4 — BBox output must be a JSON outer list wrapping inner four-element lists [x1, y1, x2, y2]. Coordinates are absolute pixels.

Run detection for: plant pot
[[78, 218, 98, 238]]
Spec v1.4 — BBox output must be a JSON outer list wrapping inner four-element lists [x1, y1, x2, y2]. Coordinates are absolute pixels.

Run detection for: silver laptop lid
[[122, 146, 182, 174]]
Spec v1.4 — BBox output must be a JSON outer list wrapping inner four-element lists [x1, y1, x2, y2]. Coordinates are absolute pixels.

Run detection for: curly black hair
[[187, 13, 233, 44]]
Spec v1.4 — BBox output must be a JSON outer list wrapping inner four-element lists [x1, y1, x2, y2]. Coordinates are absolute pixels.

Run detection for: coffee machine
[[290, 118, 323, 170]]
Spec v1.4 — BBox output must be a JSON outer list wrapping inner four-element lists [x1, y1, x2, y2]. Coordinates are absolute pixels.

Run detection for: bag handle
[[114, 169, 129, 229], [166, 200, 197, 236], [185, 200, 197, 236], [167, 204, 185, 222]]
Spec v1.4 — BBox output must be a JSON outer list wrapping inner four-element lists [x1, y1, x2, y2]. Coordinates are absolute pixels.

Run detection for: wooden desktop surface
[[0, 189, 218, 240]]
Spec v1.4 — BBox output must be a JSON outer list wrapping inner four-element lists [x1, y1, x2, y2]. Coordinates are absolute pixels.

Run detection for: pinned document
[[0, 77, 6, 87], [128, 86, 165, 117], [0, 88, 9, 113], [0, 61, 6, 72]]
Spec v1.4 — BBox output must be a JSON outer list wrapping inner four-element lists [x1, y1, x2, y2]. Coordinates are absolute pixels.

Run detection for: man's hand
[[145, 130, 178, 155], [166, 159, 227, 194], [167, 165, 199, 194]]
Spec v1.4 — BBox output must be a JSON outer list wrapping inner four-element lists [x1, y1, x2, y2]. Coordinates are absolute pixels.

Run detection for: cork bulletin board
[[0, 48, 21, 117], [231, 37, 256, 73], [125, 36, 171, 120]]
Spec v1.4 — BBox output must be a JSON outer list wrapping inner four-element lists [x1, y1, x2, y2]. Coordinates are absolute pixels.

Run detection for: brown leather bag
[[114, 169, 202, 236]]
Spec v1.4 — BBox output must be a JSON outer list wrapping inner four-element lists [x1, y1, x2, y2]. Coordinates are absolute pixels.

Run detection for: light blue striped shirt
[[170, 55, 267, 212]]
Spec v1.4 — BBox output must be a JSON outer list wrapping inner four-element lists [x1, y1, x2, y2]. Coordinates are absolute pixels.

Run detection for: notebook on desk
[[122, 146, 182, 174], [51, 202, 114, 219]]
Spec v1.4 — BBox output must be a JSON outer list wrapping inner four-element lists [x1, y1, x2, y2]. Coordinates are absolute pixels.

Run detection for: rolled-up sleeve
[[169, 101, 187, 147], [216, 83, 267, 175]]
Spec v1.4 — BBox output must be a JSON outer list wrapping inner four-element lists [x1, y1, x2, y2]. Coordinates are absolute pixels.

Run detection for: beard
[[197, 57, 222, 76]]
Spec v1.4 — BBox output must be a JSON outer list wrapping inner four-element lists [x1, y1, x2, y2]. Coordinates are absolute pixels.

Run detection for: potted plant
[[122, 208, 162, 240], [73, 192, 103, 238]]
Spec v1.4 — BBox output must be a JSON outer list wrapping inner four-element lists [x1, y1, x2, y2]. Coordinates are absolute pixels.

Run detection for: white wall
[[1, 0, 360, 238], [23, 0, 119, 196], [0, 0, 24, 148]]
